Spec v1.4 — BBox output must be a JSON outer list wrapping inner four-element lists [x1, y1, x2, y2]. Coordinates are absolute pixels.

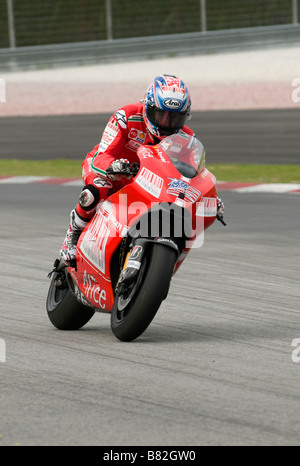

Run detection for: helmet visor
[[147, 105, 188, 135]]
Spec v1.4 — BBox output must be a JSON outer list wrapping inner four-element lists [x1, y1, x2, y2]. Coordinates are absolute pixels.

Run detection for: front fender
[[128, 202, 192, 251]]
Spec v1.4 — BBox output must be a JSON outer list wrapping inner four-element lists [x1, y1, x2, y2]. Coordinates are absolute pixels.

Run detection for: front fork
[[115, 237, 179, 295]]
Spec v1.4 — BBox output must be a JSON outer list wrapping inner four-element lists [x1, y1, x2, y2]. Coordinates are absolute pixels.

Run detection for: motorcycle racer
[[60, 74, 224, 266]]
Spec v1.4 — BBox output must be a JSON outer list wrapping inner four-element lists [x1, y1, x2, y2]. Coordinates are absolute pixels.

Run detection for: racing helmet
[[143, 74, 191, 139]]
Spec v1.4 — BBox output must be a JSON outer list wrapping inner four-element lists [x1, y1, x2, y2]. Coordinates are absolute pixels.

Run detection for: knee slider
[[79, 184, 100, 211]]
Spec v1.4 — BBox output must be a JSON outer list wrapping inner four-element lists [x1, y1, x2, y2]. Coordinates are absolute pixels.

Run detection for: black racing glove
[[217, 196, 226, 225], [106, 158, 132, 181]]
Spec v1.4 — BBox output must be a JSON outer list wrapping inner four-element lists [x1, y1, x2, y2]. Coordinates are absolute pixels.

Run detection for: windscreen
[[159, 132, 205, 178]]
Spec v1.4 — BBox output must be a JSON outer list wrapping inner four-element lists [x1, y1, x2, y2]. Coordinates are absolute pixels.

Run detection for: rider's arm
[[89, 111, 128, 179]]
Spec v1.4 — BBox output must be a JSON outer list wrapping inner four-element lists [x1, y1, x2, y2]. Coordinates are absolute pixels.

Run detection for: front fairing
[[134, 133, 218, 231], [72, 133, 218, 311]]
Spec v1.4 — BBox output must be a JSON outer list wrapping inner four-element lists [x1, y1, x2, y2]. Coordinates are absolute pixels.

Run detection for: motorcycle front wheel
[[111, 243, 177, 342], [46, 265, 95, 330]]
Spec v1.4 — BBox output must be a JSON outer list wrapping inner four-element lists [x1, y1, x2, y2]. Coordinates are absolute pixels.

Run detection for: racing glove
[[106, 158, 132, 181], [217, 196, 226, 225], [217, 197, 225, 217]]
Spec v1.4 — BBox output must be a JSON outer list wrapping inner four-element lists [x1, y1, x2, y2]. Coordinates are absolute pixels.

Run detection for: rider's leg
[[60, 184, 101, 265], [60, 168, 127, 266]]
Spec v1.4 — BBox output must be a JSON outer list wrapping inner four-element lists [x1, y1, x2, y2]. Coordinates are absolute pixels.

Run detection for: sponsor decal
[[129, 128, 138, 139], [156, 238, 178, 249], [107, 118, 118, 130], [125, 139, 142, 151], [155, 148, 169, 163], [99, 121, 119, 152], [196, 197, 217, 217], [126, 260, 141, 270], [128, 128, 146, 147], [160, 139, 182, 153], [170, 143, 183, 153], [99, 141, 108, 152], [115, 110, 127, 129], [166, 178, 201, 203], [163, 98, 182, 109], [136, 167, 164, 198], [83, 271, 106, 309], [139, 146, 153, 159], [137, 133, 146, 143], [80, 209, 111, 273], [93, 177, 113, 189], [129, 245, 143, 260]]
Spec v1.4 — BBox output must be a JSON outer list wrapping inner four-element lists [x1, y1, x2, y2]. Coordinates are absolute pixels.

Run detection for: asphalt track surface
[[1, 108, 300, 164], [1, 183, 300, 446]]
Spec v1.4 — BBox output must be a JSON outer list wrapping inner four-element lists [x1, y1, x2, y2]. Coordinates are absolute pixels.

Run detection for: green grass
[[0, 160, 299, 183], [207, 164, 300, 183], [0, 159, 82, 178]]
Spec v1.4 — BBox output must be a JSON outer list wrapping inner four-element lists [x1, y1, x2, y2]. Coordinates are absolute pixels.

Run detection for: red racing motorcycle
[[46, 131, 225, 341]]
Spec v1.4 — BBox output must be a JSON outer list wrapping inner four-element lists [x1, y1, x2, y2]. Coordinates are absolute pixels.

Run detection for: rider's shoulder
[[113, 102, 144, 129], [181, 125, 194, 137], [116, 101, 143, 117]]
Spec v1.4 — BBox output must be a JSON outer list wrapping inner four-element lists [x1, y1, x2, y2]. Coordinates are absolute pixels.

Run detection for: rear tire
[[46, 268, 95, 330], [111, 244, 177, 341]]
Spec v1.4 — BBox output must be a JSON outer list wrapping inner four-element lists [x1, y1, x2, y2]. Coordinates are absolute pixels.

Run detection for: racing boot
[[60, 208, 89, 267]]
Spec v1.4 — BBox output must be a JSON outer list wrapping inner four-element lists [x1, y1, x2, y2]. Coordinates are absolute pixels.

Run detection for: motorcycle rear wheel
[[111, 243, 177, 341], [46, 267, 95, 330]]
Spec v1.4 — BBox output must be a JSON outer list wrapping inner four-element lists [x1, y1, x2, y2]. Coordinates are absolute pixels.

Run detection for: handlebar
[[217, 214, 226, 226]]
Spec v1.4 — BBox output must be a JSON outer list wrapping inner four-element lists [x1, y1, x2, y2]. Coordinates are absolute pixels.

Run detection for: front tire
[[111, 244, 177, 341], [46, 267, 95, 330]]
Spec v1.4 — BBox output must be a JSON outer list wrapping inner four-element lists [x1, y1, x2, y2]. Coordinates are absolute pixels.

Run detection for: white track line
[[235, 183, 300, 193], [0, 177, 299, 193]]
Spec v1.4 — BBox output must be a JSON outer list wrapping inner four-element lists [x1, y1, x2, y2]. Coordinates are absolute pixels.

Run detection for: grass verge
[[0, 160, 299, 183], [207, 164, 300, 183], [0, 159, 82, 178]]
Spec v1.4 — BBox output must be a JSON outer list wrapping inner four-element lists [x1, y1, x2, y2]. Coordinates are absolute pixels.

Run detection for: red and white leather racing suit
[[77, 101, 194, 223]]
